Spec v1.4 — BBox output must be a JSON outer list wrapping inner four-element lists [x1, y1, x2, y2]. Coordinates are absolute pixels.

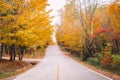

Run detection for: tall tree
[[0, 0, 53, 61]]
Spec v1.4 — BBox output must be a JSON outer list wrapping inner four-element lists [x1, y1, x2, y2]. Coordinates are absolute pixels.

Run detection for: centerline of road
[[54, 46, 60, 80]]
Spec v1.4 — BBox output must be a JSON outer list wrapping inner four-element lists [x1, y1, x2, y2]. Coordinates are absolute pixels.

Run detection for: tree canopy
[[0, 0, 53, 61]]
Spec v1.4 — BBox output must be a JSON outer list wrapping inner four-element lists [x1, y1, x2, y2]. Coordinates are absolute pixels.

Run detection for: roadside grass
[[0, 59, 31, 79], [86, 55, 120, 75], [72, 52, 120, 76], [0, 72, 14, 78], [0, 48, 46, 79]]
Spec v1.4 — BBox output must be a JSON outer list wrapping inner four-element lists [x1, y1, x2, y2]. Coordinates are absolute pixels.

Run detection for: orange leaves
[[108, 3, 120, 15], [101, 52, 112, 66], [107, 2, 120, 42]]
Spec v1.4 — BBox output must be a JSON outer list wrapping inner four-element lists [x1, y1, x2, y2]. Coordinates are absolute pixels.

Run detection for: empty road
[[14, 45, 112, 80]]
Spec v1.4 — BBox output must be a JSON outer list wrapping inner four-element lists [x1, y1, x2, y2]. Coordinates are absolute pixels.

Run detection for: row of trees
[[0, 0, 53, 61], [56, 0, 120, 60]]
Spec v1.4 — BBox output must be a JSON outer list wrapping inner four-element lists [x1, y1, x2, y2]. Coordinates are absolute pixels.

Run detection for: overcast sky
[[47, 0, 66, 25], [47, 0, 66, 42], [47, 0, 114, 26]]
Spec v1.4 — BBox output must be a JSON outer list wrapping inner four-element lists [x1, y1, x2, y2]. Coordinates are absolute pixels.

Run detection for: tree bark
[[10, 45, 13, 61], [9, 44, 16, 61], [0, 43, 4, 60], [19, 46, 25, 61], [13, 44, 16, 60], [5, 44, 9, 55]]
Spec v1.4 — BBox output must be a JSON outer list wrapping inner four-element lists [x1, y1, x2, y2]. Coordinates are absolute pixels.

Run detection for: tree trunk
[[13, 44, 16, 60], [9, 44, 16, 61], [0, 43, 4, 60], [19, 46, 24, 61], [81, 31, 90, 61], [115, 39, 119, 54], [82, 45, 89, 61], [19, 46, 21, 61], [10, 45, 13, 61], [5, 44, 9, 55]]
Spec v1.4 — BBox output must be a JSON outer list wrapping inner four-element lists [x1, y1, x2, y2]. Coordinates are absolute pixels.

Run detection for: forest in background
[[56, 0, 120, 74]]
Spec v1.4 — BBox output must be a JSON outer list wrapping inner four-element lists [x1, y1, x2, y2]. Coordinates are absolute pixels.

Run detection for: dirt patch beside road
[[0, 59, 38, 80]]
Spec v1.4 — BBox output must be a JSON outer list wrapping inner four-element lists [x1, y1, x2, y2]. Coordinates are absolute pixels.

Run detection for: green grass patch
[[0, 72, 14, 78], [0, 59, 30, 79]]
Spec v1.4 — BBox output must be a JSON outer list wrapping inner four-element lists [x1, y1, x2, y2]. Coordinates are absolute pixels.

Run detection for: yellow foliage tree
[[0, 0, 53, 61]]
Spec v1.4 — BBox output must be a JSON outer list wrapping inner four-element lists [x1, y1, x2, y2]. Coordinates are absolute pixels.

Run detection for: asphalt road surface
[[14, 45, 113, 80]]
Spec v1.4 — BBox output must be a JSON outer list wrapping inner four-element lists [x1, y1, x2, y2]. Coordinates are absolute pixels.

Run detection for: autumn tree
[[56, 0, 119, 60], [56, 0, 82, 55], [108, 2, 120, 54], [0, 0, 53, 61]]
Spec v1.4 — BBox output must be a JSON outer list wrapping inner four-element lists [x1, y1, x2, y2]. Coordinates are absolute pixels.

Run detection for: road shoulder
[[62, 50, 120, 80]]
